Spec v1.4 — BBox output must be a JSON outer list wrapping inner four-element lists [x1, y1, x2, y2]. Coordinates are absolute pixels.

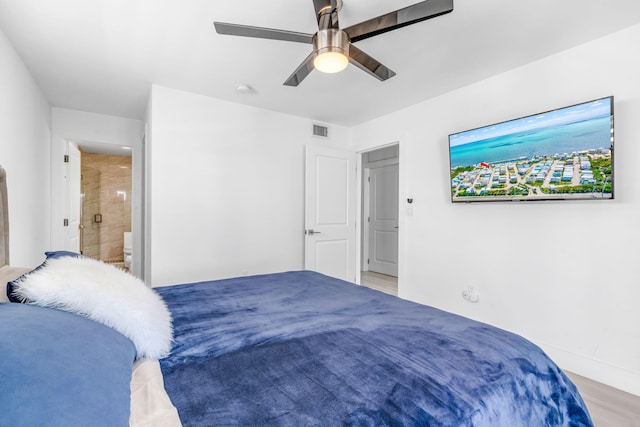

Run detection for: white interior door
[[64, 142, 81, 252], [368, 164, 399, 276], [304, 145, 357, 282]]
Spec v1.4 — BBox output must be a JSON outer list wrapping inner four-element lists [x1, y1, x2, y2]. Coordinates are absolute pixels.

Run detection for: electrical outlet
[[462, 286, 479, 303]]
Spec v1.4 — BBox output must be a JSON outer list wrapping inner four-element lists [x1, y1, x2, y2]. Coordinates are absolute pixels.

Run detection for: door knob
[[305, 229, 321, 235]]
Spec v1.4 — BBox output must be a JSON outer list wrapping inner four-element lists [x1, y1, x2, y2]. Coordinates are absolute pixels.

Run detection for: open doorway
[[79, 148, 132, 271], [360, 144, 399, 296], [64, 141, 134, 272]]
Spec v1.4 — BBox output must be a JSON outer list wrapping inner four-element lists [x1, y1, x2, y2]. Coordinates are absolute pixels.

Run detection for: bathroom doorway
[[79, 146, 132, 271]]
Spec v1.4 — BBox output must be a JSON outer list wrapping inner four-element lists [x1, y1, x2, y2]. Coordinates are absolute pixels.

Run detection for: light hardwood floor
[[565, 371, 640, 426], [360, 271, 398, 296], [359, 272, 640, 425]]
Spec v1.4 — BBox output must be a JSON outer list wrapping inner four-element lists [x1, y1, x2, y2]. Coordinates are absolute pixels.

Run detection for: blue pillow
[[45, 250, 82, 259], [0, 303, 136, 426], [5, 283, 23, 302]]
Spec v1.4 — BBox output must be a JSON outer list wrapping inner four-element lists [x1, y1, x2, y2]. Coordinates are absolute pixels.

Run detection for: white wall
[[350, 24, 640, 396], [0, 26, 51, 267], [147, 85, 349, 287], [50, 108, 144, 275]]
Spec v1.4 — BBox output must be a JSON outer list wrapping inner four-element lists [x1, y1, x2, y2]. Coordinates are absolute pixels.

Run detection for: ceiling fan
[[214, 0, 453, 86]]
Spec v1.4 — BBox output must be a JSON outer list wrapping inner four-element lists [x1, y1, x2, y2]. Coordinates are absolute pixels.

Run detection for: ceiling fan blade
[[344, 0, 453, 43], [214, 22, 313, 44], [348, 44, 396, 81], [283, 53, 315, 87]]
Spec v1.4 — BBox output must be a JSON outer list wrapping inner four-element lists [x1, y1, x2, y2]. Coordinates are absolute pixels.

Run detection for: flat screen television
[[448, 96, 614, 202]]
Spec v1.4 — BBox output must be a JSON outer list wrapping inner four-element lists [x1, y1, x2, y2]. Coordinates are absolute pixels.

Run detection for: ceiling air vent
[[313, 124, 329, 138]]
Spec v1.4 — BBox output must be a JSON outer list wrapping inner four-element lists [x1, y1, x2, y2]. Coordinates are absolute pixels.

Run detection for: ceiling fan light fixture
[[314, 51, 348, 74], [313, 29, 349, 74], [214, 0, 454, 86]]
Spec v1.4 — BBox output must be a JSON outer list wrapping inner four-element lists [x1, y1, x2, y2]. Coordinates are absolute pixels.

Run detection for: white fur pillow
[[10, 256, 172, 359]]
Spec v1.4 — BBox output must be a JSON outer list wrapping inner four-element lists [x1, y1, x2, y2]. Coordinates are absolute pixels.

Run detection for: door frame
[[54, 137, 144, 279], [355, 141, 404, 295], [63, 141, 81, 252], [361, 168, 371, 273]]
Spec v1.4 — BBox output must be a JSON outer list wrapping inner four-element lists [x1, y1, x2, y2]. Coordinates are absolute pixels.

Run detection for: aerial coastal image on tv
[[449, 97, 613, 202]]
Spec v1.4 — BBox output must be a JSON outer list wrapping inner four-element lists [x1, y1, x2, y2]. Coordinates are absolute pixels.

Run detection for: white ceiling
[[1, 0, 639, 127]]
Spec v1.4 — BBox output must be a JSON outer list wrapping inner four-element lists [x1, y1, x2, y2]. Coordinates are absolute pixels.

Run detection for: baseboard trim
[[532, 339, 640, 397]]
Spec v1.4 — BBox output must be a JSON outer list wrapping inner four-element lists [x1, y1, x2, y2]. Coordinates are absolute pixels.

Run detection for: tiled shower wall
[[80, 152, 132, 262]]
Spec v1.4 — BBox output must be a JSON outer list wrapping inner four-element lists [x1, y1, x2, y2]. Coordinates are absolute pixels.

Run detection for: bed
[[1, 164, 593, 426], [155, 271, 593, 426]]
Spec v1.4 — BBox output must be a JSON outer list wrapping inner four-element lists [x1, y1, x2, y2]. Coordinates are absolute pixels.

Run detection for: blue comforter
[[156, 271, 592, 426]]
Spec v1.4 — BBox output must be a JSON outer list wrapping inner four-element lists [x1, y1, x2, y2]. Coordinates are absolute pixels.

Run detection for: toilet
[[123, 232, 132, 270]]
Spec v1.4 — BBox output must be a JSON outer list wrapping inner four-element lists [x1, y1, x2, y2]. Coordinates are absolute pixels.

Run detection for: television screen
[[449, 96, 614, 202]]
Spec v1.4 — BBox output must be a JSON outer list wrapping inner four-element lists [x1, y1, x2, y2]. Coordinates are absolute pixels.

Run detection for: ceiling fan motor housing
[[313, 28, 349, 61]]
